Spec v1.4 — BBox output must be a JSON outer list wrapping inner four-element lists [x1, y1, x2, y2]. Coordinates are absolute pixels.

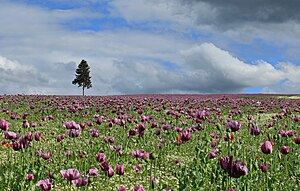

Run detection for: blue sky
[[0, 0, 300, 95]]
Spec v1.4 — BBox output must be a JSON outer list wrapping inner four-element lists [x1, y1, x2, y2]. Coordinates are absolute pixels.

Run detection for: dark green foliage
[[72, 59, 92, 96]]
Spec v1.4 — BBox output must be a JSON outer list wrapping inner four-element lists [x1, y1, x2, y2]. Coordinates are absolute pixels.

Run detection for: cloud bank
[[0, 0, 299, 95]]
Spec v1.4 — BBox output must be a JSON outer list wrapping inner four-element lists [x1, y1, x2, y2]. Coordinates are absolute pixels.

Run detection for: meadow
[[0, 94, 299, 191]]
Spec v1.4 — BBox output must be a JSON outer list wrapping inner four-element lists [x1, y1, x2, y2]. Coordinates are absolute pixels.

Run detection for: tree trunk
[[82, 86, 85, 96]]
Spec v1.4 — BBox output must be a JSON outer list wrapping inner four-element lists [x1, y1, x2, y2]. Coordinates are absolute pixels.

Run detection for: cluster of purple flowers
[[220, 156, 248, 178]]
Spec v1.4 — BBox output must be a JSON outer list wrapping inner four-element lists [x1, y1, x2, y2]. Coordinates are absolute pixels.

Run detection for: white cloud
[[0, 56, 40, 83], [0, 0, 300, 95], [102, 43, 288, 94], [181, 43, 284, 87], [262, 63, 300, 93], [111, 0, 184, 23]]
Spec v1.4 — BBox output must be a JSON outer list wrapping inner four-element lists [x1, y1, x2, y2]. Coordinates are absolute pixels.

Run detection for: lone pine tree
[[72, 59, 92, 96]]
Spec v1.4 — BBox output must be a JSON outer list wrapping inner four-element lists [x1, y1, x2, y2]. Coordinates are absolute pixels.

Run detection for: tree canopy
[[72, 59, 92, 96]]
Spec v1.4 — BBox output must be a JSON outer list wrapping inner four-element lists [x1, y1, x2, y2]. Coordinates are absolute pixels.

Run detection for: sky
[[1, 0, 300, 95]]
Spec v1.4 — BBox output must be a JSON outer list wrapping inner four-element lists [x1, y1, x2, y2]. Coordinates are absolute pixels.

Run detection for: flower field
[[0, 94, 300, 191]]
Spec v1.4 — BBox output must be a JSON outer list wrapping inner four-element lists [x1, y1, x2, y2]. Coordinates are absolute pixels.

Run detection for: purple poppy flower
[[261, 141, 273, 154], [88, 168, 98, 177], [48, 115, 54, 120], [105, 166, 114, 177], [231, 162, 248, 178], [13, 141, 22, 151], [0, 120, 10, 131], [220, 155, 248, 178], [134, 186, 145, 191], [79, 153, 85, 158], [72, 176, 88, 187], [209, 150, 219, 159], [226, 120, 242, 132], [128, 129, 137, 137], [196, 110, 206, 120], [133, 164, 142, 173], [42, 153, 51, 160], [116, 164, 125, 175], [117, 186, 126, 191], [4, 131, 18, 140], [287, 130, 296, 137], [67, 129, 81, 138], [154, 129, 163, 135], [295, 136, 300, 144], [22, 112, 29, 119], [278, 130, 287, 137], [220, 156, 233, 171], [280, 146, 290, 154], [180, 130, 192, 142], [89, 128, 100, 137], [260, 163, 270, 172], [66, 150, 72, 156], [99, 161, 110, 172], [35, 132, 41, 141], [60, 169, 81, 181], [26, 174, 34, 181], [136, 124, 146, 133], [86, 120, 93, 126], [23, 121, 30, 128], [95, 153, 106, 162], [151, 176, 159, 185], [26, 132, 34, 141], [21, 137, 31, 148], [210, 133, 219, 139], [250, 126, 261, 136], [63, 121, 79, 129], [108, 136, 115, 143], [96, 117, 103, 125], [210, 141, 218, 147], [36, 178, 52, 191]]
